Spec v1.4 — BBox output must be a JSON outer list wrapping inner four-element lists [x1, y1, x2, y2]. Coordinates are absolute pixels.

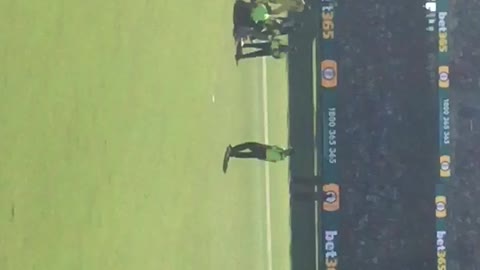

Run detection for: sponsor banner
[[437, 1, 449, 64], [436, 184, 447, 269], [326, 105, 337, 167], [437, 230, 447, 270], [324, 230, 339, 270], [321, 0, 335, 41], [437, 1, 449, 269], [439, 95, 451, 181], [438, 11, 448, 55], [440, 97, 450, 147], [437, 2, 451, 179], [319, 0, 337, 186], [318, 1, 340, 269]]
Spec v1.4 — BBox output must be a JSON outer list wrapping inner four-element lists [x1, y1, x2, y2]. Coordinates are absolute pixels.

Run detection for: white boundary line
[[261, 58, 273, 270]]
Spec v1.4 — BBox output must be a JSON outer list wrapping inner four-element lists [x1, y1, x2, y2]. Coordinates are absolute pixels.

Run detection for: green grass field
[[0, 1, 291, 270]]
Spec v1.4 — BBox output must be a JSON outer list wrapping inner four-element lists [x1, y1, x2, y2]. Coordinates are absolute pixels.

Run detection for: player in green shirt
[[223, 142, 294, 173], [249, 2, 298, 34], [250, 3, 271, 24]]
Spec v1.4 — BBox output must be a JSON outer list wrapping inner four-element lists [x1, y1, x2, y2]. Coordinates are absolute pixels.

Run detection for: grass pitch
[[0, 1, 291, 270]]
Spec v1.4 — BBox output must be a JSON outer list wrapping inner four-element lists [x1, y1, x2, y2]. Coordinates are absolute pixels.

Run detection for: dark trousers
[[268, 17, 298, 35], [230, 142, 267, 160], [239, 43, 273, 59], [239, 43, 289, 59]]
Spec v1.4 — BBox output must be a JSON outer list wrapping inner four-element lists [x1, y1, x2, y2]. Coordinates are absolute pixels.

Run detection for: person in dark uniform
[[232, 0, 301, 45], [235, 37, 294, 63], [223, 142, 294, 173]]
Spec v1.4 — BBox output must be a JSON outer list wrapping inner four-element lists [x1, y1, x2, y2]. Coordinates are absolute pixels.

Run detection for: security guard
[[223, 142, 294, 173]]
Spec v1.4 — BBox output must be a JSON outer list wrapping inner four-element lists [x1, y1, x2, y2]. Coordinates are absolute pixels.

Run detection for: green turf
[[0, 1, 291, 270]]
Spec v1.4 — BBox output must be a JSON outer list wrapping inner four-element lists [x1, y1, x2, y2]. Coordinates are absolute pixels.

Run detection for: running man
[[223, 142, 294, 173]]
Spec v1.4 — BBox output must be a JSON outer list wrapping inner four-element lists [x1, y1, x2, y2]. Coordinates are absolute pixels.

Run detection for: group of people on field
[[232, 0, 307, 64], [224, 0, 306, 172]]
